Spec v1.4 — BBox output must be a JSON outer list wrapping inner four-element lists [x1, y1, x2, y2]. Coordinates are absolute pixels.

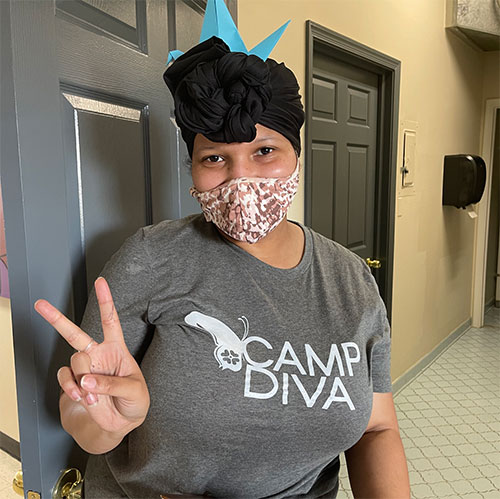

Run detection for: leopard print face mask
[[189, 159, 300, 244]]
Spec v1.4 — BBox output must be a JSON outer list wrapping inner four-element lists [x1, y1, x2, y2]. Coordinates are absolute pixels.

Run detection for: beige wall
[[239, 0, 499, 384], [0, 297, 19, 441], [483, 51, 500, 101]]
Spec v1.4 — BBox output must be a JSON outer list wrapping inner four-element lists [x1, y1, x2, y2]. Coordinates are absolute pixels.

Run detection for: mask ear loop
[[290, 153, 301, 179]]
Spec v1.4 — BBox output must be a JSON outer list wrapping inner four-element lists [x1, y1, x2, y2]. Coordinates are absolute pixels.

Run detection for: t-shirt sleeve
[[79, 226, 153, 360], [360, 260, 393, 393]]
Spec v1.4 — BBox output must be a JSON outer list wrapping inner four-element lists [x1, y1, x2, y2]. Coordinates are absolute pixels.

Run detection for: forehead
[[193, 124, 289, 153]]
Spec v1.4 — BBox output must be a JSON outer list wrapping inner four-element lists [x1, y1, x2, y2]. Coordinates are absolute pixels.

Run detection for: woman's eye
[[204, 155, 224, 163], [258, 147, 274, 155]]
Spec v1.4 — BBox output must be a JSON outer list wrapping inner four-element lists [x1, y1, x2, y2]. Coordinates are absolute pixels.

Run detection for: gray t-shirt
[[81, 214, 392, 499]]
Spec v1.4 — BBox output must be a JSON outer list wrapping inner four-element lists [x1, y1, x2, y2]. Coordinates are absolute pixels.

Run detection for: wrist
[[104, 422, 138, 442], [105, 414, 146, 442]]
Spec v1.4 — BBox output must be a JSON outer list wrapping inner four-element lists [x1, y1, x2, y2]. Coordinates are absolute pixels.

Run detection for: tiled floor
[[1, 307, 499, 498], [338, 305, 500, 499], [0, 448, 20, 499]]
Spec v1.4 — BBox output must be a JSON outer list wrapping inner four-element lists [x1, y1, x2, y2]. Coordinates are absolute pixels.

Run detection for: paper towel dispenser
[[442, 154, 486, 209]]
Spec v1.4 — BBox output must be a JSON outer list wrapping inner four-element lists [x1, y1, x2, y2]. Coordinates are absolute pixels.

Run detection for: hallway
[[0, 307, 499, 498]]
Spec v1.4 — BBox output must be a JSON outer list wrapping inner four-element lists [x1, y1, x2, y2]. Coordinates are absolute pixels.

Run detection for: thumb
[[80, 373, 145, 401]]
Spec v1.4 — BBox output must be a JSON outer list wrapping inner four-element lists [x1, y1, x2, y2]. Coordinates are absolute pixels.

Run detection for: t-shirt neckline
[[211, 218, 313, 277]]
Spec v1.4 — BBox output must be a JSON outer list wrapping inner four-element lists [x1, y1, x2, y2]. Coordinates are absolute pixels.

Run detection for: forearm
[[60, 394, 127, 455], [344, 428, 410, 499]]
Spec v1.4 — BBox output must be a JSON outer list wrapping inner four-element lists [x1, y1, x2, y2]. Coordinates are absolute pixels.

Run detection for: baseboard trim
[[392, 317, 472, 397], [0, 431, 20, 461]]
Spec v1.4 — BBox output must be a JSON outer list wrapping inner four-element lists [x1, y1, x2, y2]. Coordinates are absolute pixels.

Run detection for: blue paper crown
[[166, 0, 290, 65]]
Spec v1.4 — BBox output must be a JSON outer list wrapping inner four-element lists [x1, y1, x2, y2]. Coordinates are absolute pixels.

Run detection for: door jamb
[[472, 98, 500, 327]]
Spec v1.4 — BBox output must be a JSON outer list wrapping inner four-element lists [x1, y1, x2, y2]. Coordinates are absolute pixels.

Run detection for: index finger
[[94, 277, 125, 344], [34, 300, 96, 352]]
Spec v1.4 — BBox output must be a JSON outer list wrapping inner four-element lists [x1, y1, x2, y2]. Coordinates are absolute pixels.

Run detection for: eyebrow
[[254, 136, 277, 143], [196, 136, 279, 153]]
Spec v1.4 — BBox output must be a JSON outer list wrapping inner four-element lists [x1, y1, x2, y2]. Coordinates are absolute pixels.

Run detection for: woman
[[34, 34, 410, 499]]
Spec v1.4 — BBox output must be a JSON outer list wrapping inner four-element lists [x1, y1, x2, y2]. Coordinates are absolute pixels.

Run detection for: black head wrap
[[163, 36, 304, 157]]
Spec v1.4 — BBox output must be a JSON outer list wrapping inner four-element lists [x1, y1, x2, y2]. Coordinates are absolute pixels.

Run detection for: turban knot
[[175, 52, 271, 144], [163, 36, 304, 157]]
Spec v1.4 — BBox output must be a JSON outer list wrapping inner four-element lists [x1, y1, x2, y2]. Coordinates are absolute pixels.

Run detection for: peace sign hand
[[34, 277, 150, 436]]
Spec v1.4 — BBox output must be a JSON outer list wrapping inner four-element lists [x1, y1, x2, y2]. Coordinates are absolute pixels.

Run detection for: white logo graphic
[[184, 311, 361, 410], [184, 311, 271, 372]]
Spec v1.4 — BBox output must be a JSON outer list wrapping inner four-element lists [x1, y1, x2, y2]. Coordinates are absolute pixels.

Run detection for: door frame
[[472, 98, 500, 327], [304, 21, 400, 321]]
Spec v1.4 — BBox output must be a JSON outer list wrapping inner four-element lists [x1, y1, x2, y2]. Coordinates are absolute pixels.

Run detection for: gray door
[[1, 0, 235, 496], [308, 46, 379, 262]]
